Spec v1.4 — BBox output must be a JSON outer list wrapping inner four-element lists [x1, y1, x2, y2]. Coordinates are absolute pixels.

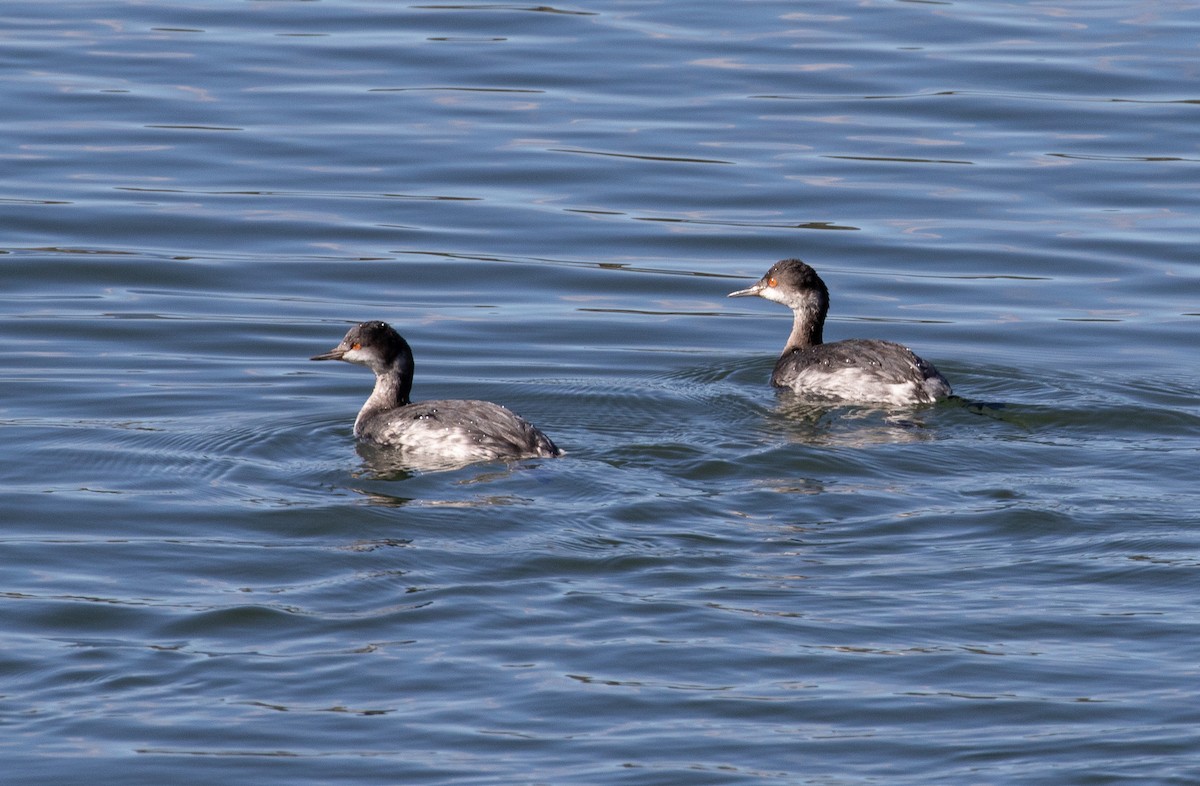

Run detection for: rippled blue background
[[3, 1, 1199, 783]]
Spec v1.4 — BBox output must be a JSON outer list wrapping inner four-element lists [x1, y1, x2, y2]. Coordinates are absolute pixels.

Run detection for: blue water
[[3, 1, 1199, 783]]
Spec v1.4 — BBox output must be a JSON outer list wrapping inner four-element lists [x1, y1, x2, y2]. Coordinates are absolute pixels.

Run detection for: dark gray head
[[311, 322, 417, 409], [728, 259, 830, 310], [728, 259, 831, 349], [311, 321, 413, 370], [313, 320, 421, 419]]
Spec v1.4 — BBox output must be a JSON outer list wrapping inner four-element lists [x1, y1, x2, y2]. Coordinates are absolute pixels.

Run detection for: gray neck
[[354, 355, 414, 435], [783, 291, 826, 352]]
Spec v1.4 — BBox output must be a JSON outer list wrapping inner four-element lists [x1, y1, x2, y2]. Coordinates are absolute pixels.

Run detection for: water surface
[[3, 1, 1199, 784]]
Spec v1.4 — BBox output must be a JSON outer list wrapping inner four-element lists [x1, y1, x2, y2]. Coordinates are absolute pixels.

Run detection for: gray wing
[[394, 399, 561, 458], [772, 339, 951, 403]]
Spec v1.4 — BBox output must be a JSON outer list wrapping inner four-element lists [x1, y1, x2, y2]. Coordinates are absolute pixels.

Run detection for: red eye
[[351, 343, 361, 350], [768, 277, 778, 288]]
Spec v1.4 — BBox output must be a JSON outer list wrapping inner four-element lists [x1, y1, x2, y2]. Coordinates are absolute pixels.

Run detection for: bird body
[[312, 321, 561, 466], [729, 259, 951, 406]]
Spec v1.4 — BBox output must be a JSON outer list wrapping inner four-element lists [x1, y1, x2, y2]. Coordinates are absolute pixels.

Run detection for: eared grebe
[[311, 321, 561, 465], [728, 259, 952, 406]]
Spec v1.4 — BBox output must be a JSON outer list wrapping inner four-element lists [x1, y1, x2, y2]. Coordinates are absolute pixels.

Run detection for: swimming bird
[[728, 259, 952, 406], [311, 321, 561, 465]]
